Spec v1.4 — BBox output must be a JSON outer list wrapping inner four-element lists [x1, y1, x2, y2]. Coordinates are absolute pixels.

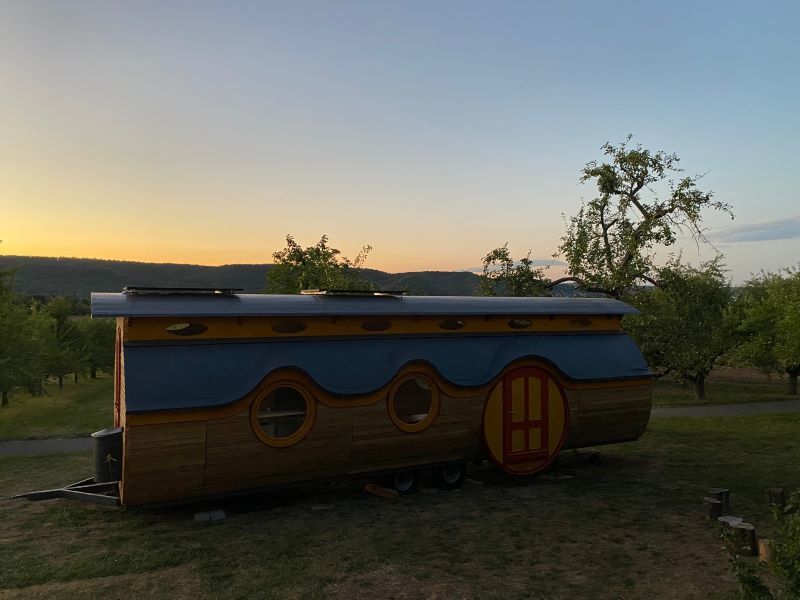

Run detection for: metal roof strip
[[92, 292, 638, 318]]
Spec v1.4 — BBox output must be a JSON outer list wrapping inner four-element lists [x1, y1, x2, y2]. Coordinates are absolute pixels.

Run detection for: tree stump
[[704, 497, 723, 519], [768, 488, 785, 509], [731, 522, 758, 556], [758, 539, 773, 563], [708, 488, 731, 515], [717, 515, 743, 529]]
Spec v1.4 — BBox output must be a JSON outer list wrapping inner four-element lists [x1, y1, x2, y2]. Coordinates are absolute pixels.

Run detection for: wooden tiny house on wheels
[[86, 288, 652, 506]]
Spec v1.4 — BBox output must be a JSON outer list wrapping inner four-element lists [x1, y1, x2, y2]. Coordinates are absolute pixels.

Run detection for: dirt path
[[0, 437, 92, 457], [651, 399, 800, 418]]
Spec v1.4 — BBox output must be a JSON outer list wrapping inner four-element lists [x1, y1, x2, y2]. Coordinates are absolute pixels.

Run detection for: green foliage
[[76, 317, 116, 378], [773, 490, 800, 597], [558, 136, 732, 298], [0, 290, 35, 403], [266, 234, 374, 294], [728, 551, 775, 600], [624, 257, 738, 400], [726, 489, 800, 600], [479, 244, 550, 297], [736, 268, 800, 394]]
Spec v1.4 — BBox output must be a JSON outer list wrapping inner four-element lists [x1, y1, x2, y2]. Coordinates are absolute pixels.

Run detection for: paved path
[[651, 399, 800, 418], [1, 400, 799, 456], [0, 437, 92, 457]]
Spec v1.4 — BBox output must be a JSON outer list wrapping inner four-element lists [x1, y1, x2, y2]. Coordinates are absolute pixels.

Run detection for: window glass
[[392, 376, 434, 426], [257, 386, 309, 440]]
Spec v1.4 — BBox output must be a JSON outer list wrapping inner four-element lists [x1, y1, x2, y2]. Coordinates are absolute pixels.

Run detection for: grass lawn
[[1, 413, 797, 599], [652, 378, 797, 408], [0, 375, 113, 441]]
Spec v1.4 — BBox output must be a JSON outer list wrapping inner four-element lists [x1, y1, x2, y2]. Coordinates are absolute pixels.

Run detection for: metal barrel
[[91, 427, 123, 483]]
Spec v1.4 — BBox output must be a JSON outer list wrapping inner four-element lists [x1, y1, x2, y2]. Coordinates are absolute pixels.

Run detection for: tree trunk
[[1, 391, 8, 408], [787, 366, 799, 396], [91, 367, 97, 379], [74, 372, 78, 384], [692, 374, 706, 402], [58, 376, 63, 390]]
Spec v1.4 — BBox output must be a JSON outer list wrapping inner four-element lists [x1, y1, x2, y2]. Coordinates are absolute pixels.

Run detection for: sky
[[1, 1, 798, 281]]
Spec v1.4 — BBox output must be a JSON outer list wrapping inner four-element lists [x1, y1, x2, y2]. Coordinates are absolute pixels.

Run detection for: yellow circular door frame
[[482, 366, 569, 475]]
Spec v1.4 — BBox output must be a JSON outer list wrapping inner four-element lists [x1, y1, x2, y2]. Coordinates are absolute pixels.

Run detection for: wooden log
[[768, 488, 786, 509], [704, 497, 723, 519], [758, 539, 773, 563], [708, 488, 731, 515], [731, 522, 758, 556], [364, 483, 399, 500]]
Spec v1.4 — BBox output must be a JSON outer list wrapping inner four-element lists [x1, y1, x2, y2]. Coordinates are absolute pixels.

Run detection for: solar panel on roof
[[122, 286, 243, 296], [300, 289, 407, 297]]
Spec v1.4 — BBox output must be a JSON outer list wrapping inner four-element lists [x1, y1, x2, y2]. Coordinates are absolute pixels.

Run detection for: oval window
[[388, 375, 439, 433], [166, 322, 208, 336], [439, 319, 465, 330], [251, 385, 315, 447], [362, 320, 392, 332], [508, 319, 532, 329], [271, 321, 307, 334]]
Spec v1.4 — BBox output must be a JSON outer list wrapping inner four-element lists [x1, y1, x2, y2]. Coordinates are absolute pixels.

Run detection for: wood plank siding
[[120, 380, 651, 505]]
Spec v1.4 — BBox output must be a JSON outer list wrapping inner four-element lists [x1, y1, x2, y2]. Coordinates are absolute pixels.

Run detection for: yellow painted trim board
[[122, 314, 623, 342]]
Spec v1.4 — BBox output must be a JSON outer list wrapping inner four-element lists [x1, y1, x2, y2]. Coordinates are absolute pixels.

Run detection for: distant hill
[[0, 255, 483, 298]]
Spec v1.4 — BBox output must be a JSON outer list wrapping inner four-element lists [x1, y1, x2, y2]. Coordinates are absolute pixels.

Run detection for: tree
[[556, 136, 733, 298], [479, 244, 550, 297], [266, 234, 374, 294], [736, 268, 800, 395], [76, 317, 116, 379], [624, 257, 738, 401], [44, 296, 86, 388], [0, 290, 32, 406]]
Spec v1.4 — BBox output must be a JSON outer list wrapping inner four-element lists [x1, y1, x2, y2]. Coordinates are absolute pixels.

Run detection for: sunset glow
[[2, 1, 798, 279]]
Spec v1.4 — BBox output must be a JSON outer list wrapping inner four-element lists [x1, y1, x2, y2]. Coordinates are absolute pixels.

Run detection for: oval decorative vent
[[361, 320, 392, 332], [271, 321, 307, 334], [166, 322, 208, 336], [508, 319, 532, 329]]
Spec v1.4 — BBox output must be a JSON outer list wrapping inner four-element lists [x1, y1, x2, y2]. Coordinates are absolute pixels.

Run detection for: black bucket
[[91, 427, 123, 483]]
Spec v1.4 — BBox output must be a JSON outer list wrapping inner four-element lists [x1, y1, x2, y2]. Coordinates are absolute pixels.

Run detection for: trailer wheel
[[436, 463, 467, 490], [388, 470, 419, 494]]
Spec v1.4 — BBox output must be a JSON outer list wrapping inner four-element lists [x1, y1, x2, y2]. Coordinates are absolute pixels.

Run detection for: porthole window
[[251, 384, 316, 447], [439, 319, 465, 330], [508, 319, 532, 330], [388, 375, 440, 433]]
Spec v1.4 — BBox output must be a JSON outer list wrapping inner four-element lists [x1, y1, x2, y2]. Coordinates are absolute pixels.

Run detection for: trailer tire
[[388, 470, 419, 494], [436, 463, 467, 490]]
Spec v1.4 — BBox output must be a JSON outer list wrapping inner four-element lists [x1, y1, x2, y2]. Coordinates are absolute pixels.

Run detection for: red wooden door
[[502, 367, 550, 464]]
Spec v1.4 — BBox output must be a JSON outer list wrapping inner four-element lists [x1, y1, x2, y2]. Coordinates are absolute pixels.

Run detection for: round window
[[251, 385, 315, 447], [388, 375, 439, 433]]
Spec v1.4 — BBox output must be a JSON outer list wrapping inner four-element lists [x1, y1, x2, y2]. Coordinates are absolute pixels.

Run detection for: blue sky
[[1, 1, 798, 280]]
